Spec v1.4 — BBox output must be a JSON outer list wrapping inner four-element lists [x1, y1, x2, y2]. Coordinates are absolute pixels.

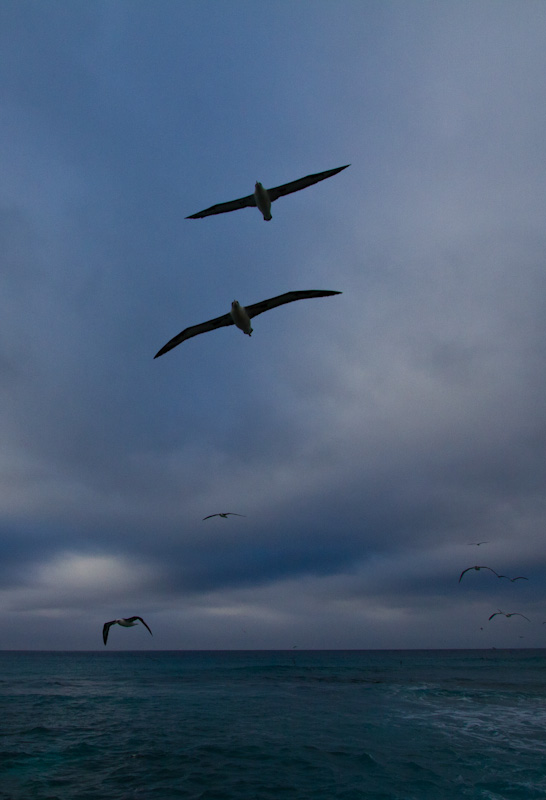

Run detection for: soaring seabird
[[186, 165, 350, 221], [202, 513, 246, 520], [458, 565, 502, 583], [488, 610, 530, 622], [467, 541, 489, 546], [103, 616, 153, 645], [154, 290, 342, 358]]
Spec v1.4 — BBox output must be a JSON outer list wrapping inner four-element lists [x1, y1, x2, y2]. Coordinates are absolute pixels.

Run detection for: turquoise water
[[1, 650, 546, 799]]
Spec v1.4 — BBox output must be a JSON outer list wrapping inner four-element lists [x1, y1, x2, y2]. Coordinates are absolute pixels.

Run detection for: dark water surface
[[1, 649, 545, 799]]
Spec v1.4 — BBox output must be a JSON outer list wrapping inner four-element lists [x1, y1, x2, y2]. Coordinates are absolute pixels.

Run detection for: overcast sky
[[1, 0, 545, 650]]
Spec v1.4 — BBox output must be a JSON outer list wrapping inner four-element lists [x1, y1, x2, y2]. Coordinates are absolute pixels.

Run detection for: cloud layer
[[1, 1, 545, 649]]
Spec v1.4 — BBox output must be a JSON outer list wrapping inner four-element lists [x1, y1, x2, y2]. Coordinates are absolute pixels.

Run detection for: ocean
[[1, 649, 546, 800]]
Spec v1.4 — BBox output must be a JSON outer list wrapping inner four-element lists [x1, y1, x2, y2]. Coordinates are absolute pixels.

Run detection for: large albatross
[[458, 565, 528, 583], [488, 610, 530, 622], [154, 290, 342, 358], [103, 616, 153, 645], [203, 512, 246, 520], [185, 164, 350, 221], [458, 565, 502, 582]]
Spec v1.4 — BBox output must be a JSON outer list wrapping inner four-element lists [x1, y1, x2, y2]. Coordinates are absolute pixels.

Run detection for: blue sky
[[1, 0, 546, 649]]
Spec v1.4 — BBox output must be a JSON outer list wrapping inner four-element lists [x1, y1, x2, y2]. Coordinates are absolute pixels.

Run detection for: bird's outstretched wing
[[245, 290, 342, 320], [154, 312, 234, 358], [186, 192, 256, 219], [267, 165, 350, 202], [484, 566, 501, 577], [488, 611, 502, 620], [103, 620, 115, 645], [128, 616, 153, 636], [510, 576, 528, 582]]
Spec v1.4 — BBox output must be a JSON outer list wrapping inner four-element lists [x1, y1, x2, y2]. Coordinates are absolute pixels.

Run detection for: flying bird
[[468, 541, 489, 546], [154, 290, 342, 358], [202, 513, 246, 520], [103, 616, 153, 645], [186, 164, 350, 221], [458, 565, 502, 583], [488, 610, 530, 622]]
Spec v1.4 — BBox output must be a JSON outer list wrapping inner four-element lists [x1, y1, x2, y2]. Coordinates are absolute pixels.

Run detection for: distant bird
[[458, 565, 502, 582], [103, 616, 153, 645], [154, 290, 342, 358], [202, 513, 246, 521], [186, 165, 350, 221], [488, 610, 530, 622], [468, 541, 489, 546]]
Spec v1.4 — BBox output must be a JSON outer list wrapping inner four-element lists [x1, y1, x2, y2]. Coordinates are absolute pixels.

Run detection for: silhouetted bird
[[459, 566, 501, 582], [103, 616, 153, 645], [154, 290, 342, 357], [488, 610, 530, 622], [186, 165, 350, 221]]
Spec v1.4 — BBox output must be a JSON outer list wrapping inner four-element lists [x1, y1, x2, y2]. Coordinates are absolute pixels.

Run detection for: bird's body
[[202, 512, 246, 521], [253, 182, 273, 221], [154, 290, 341, 358], [488, 610, 530, 622], [186, 165, 350, 221], [230, 301, 253, 335], [103, 616, 153, 645], [458, 565, 501, 582]]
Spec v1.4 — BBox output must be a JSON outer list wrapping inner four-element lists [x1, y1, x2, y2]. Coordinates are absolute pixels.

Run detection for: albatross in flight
[[154, 290, 342, 358], [103, 616, 153, 645], [186, 164, 350, 221], [202, 513, 246, 520], [488, 610, 530, 622], [458, 565, 503, 583]]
